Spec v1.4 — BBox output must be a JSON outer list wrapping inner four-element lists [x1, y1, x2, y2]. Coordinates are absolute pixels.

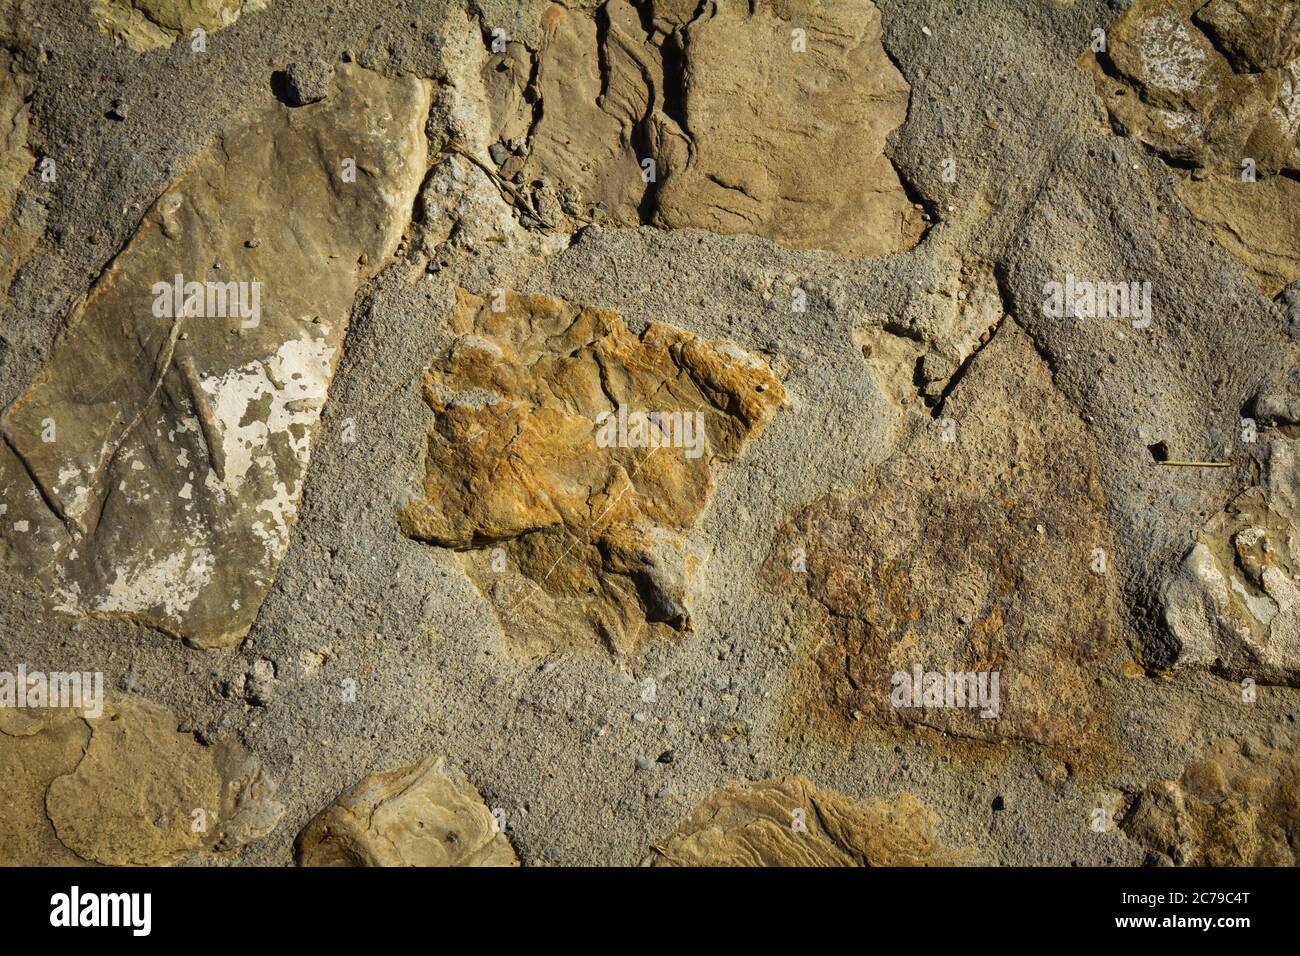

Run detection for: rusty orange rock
[[765, 321, 1117, 753], [400, 289, 784, 657]]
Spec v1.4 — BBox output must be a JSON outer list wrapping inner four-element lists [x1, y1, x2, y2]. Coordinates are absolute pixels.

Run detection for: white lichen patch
[[94, 545, 216, 619], [1153, 107, 1203, 136], [54, 465, 93, 524], [1272, 59, 1300, 139], [1137, 14, 1209, 94], [50, 580, 83, 615], [200, 333, 337, 492], [253, 478, 303, 562]]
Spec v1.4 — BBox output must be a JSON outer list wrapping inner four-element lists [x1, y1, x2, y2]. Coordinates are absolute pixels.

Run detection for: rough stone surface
[[280, 58, 334, 106], [398, 288, 785, 658], [1162, 436, 1300, 684], [765, 321, 1117, 753], [296, 756, 519, 866], [3, 0, 1300, 871], [855, 259, 1003, 412], [652, 776, 971, 866], [0, 696, 284, 865], [0, 12, 39, 294], [92, 0, 271, 53], [1122, 729, 1300, 866], [482, 0, 925, 257], [0, 65, 430, 648], [1083, 0, 1300, 295]]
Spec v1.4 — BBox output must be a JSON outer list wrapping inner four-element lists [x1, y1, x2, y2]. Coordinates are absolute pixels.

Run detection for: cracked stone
[[0, 65, 431, 648], [854, 260, 1003, 412], [483, 0, 924, 257]]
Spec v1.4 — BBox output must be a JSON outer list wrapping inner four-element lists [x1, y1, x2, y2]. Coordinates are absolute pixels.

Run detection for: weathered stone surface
[[1194, 0, 1300, 72], [652, 777, 971, 866], [0, 66, 430, 647], [280, 58, 334, 106], [91, 0, 271, 53], [516, 1, 653, 227], [296, 756, 518, 867], [0, 696, 284, 866], [482, 0, 924, 257], [0, 19, 40, 293], [765, 321, 1116, 751], [0, 706, 88, 866], [1122, 731, 1300, 865], [653, 0, 923, 257], [855, 260, 1003, 412], [1083, 0, 1300, 294], [1162, 437, 1300, 684], [398, 289, 784, 658], [1175, 176, 1300, 297]]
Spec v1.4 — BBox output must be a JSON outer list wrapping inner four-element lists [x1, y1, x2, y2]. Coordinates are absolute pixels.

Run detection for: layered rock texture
[[0, 7, 38, 293], [0, 696, 284, 865], [482, 0, 925, 256], [399, 289, 784, 657], [1083, 0, 1300, 295], [652, 776, 970, 866], [296, 756, 518, 866], [0, 66, 430, 647]]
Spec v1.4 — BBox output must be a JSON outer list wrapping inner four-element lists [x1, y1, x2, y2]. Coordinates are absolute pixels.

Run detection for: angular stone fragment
[[765, 321, 1116, 751], [1122, 731, 1300, 866], [483, 0, 924, 257], [652, 777, 971, 866], [1082, 0, 1300, 294], [280, 58, 334, 106], [296, 756, 518, 867], [0, 66, 430, 647], [1162, 437, 1300, 684], [91, 0, 271, 53], [398, 289, 785, 658], [0, 696, 284, 866]]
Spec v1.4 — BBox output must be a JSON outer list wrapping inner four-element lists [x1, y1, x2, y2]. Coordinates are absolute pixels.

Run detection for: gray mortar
[[2, 0, 1297, 866]]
